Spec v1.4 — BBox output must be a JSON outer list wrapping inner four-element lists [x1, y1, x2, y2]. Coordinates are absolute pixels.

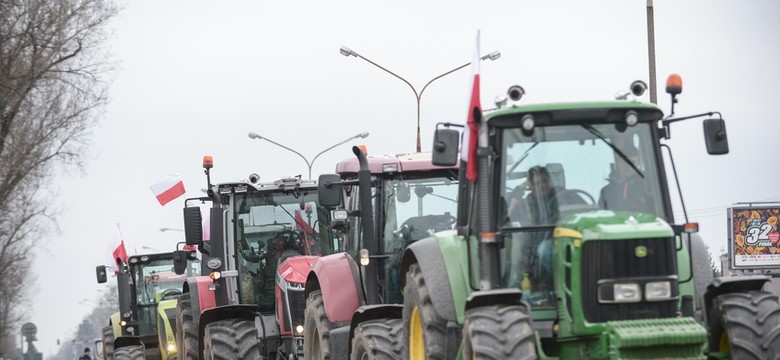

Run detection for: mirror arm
[[661, 111, 721, 139]]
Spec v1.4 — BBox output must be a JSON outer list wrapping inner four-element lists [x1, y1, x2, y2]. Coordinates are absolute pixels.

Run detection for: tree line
[[0, 0, 118, 357]]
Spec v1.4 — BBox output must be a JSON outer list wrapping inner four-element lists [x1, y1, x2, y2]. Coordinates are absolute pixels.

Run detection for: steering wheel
[[555, 188, 596, 205], [160, 288, 181, 300], [239, 243, 263, 263], [278, 230, 303, 251]]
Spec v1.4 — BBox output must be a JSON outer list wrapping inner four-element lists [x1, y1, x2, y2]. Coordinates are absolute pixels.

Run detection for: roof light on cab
[[203, 155, 213, 169], [666, 74, 682, 95], [382, 163, 398, 173]]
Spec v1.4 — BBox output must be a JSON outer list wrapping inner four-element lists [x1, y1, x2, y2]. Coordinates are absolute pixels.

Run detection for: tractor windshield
[[233, 189, 336, 310], [383, 176, 459, 251], [130, 257, 193, 336], [381, 174, 458, 303], [498, 122, 665, 307]]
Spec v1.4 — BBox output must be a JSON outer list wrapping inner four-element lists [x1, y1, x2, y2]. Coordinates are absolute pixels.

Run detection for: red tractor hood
[[278, 255, 319, 284]]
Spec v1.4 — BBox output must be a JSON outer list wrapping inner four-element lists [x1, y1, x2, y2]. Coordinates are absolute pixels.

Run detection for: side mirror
[[318, 174, 342, 207], [95, 339, 105, 359], [96, 265, 107, 284], [183, 207, 203, 246], [173, 250, 188, 275], [703, 119, 729, 155], [432, 128, 460, 166], [396, 183, 410, 203]]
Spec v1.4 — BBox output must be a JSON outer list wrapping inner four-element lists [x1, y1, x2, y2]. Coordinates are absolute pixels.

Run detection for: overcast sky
[[28, 0, 780, 354]]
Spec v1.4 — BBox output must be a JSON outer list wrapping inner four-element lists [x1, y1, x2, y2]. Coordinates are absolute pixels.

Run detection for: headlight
[[613, 283, 641, 303], [206, 257, 222, 270], [119, 320, 127, 327], [645, 281, 672, 301], [295, 324, 304, 335], [332, 209, 348, 221], [209, 271, 222, 280], [167, 343, 176, 352]]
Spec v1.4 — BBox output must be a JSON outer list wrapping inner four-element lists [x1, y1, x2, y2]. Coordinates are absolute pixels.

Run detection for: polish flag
[[462, 31, 482, 183], [108, 224, 128, 269], [150, 174, 186, 206]]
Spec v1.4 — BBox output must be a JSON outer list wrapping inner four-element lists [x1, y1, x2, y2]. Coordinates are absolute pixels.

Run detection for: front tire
[[350, 319, 403, 360], [175, 293, 198, 360], [709, 290, 780, 358], [102, 325, 115, 360], [462, 304, 537, 360], [304, 290, 334, 360], [203, 319, 262, 360], [114, 345, 144, 360], [402, 263, 451, 360]]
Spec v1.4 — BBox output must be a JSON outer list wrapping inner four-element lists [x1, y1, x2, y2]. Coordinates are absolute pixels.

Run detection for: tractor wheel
[[461, 304, 537, 360], [304, 290, 334, 360], [203, 319, 262, 360], [708, 290, 780, 358], [102, 325, 115, 360], [402, 263, 451, 360], [350, 318, 403, 360], [176, 293, 199, 360], [689, 235, 714, 322], [114, 345, 145, 360]]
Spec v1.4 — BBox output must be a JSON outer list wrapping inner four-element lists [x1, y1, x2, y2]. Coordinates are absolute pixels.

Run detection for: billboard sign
[[728, 206, 780, 269]]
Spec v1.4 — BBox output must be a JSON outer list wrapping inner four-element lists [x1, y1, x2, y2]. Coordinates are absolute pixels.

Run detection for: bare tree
[[0, 0, 118, 354]]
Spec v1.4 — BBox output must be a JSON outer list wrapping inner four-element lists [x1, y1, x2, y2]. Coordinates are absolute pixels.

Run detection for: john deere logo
[[635, 246, 648, 258]]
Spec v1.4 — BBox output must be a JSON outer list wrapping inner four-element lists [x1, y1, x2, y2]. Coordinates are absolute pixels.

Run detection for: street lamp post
[[248, 131, 369, 179], [340, 46, 500, 152]]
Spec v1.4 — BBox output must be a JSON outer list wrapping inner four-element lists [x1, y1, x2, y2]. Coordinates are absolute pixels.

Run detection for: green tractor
[[399, 77, 780, 359], [97, 250, 200, 360]]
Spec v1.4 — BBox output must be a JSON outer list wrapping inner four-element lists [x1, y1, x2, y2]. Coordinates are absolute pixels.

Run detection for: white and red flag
[[150, 173, 186, 206], [108, 224, 128, 269], [462, 31, 482, 183]]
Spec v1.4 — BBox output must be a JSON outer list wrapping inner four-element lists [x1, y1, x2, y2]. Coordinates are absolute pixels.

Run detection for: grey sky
[[30, 0, 780, 354]]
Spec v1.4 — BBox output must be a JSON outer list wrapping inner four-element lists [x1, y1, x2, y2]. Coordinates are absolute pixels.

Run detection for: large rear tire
[[402, 263, 451, 360], [102, 325, 115, 360], [689, 235, 714, 322], [203, 319, 262, 360], [708, 290, 780, 358], [350, 319, 403, 360], [114, 345, 144, 360], [304, 290, 334, 360], [462, 304, 537, 360], [176, 293, 198, 360]]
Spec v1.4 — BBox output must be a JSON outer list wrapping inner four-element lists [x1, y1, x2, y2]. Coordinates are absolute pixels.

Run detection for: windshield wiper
[[508, 142, 539, 174], [580, 123, 644, 179], [274, 203, 319, 240]]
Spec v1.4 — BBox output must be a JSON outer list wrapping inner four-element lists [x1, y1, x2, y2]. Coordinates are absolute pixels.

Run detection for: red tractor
[[175, 157, 340, 360], [304, 147, 460, 359]]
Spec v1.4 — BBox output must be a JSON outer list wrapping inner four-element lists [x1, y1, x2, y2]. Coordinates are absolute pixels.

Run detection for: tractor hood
[[555, 210, 675, 240], [278, 255, 319, 284]]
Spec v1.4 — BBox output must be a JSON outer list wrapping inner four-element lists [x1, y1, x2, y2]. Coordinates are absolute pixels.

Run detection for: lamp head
[[482, 51, 501, 61], [358, 131, 369, 139], [248, 132, 261, 140], [340, 46, 356, 57]]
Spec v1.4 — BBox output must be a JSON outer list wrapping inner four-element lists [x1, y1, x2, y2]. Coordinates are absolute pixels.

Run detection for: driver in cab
[[507, 165, 585, 225]]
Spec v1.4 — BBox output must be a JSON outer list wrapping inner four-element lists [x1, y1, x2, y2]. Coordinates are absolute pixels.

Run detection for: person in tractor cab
[[506, 166, 561, 295], [79, 347, 91, 360], [507, 165, 558, 225], [598, 145, 650, 214]]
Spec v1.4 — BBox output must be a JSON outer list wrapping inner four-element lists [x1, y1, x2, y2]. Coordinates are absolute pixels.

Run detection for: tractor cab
[[127, 253, 200, 346], [494, 102, 671, 307]]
